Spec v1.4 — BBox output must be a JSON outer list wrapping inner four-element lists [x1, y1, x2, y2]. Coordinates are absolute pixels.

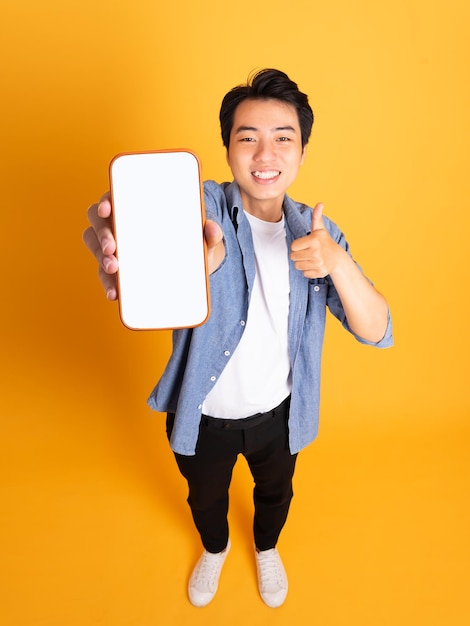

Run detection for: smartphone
[[109, 150, 210, 330]]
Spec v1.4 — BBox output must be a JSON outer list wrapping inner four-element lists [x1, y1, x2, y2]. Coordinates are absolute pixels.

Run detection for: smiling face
[[226, 98, 306, 221]]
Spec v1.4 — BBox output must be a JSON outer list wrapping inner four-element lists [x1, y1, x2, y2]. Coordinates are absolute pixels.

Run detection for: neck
[[240, 194, 284, 223]]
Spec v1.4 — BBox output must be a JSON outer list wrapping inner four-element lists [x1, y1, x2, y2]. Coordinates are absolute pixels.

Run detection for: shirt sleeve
[[203, 180, 226, 226], [322, 215, 394, 349]]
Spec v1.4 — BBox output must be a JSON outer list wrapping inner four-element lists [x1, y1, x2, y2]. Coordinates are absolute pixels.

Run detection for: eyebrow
[[234, 125, 297, 134]]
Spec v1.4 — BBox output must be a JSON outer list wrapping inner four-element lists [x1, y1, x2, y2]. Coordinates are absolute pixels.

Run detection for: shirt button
[[314, 285, 320, 292], [240, 320, 246, 326], [210, 376, 216, 382], [224, 350, 230, 356], [197, 404, 203, 410]]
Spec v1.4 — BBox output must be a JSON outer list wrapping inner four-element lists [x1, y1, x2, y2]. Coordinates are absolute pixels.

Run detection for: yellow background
[[1, 1, 469, 624]]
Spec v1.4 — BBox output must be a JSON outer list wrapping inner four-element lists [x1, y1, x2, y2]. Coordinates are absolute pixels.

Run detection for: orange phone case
[[109, 150, 210, 330]]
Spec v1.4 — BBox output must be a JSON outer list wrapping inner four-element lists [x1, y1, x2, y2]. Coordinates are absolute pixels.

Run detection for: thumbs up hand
[[292, 202, 391, 342], [311, 202, 324, 232], [290, 202, 344, 279]]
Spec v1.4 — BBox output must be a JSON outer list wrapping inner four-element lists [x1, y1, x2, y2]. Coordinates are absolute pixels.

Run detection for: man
[[84, 69, 393, 608]]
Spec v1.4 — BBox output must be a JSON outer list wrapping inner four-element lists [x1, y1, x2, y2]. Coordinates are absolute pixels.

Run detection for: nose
[[253, 139, 276, 162]]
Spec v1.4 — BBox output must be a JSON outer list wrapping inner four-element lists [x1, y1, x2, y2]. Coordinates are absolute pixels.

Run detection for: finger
[[204, 219, 223, 249], [83, 224, 119, 272], [82, 224, 101, 259], [311, 202, 324, 232], [83, 226, 119, 299], [98, 266, 119, 301], [97, 191, 112, 218], [87, 199, 116, 256], [204, 219, 225, 274]]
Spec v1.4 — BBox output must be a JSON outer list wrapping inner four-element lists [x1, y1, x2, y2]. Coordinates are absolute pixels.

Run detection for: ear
[[300, 145, 307, 165]]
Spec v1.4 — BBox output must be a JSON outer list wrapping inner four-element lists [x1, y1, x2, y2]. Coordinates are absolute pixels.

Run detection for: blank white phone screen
[[110, 151, 210, 330]]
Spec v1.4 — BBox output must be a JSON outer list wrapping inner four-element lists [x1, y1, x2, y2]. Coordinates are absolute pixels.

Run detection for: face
[[226, 98, 306, 220]]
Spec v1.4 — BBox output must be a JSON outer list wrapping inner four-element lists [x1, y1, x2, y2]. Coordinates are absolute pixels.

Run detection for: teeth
[[253, 170, 280, 180]]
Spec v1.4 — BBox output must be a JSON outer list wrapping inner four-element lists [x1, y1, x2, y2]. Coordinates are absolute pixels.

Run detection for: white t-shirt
[[202, 211, 291, 419]]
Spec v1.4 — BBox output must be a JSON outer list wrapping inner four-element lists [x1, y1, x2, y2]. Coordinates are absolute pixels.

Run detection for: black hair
[[219, 68, 314, 149]]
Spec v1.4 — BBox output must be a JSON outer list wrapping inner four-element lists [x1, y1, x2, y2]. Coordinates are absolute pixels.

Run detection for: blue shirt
[[148, 180, 393, 455]]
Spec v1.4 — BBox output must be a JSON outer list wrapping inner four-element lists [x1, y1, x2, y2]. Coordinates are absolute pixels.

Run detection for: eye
[[277, 136, 291, 142], [239, 137, 255, 142]]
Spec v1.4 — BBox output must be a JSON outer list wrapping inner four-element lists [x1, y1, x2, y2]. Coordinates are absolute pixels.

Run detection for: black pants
[[166, 396, 297, 554]]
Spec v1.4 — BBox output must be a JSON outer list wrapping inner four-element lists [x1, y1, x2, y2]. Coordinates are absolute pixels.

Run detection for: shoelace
[[257, 550, 284, 589], [194, 551, 226, 590]]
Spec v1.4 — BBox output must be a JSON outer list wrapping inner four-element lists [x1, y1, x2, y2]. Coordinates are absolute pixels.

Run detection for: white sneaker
[[188, 540, 231, 607], [255, 546, 288, 608]]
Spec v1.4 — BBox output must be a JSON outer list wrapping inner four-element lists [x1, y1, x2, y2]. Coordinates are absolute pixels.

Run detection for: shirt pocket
[[306, 278, 328, 325]]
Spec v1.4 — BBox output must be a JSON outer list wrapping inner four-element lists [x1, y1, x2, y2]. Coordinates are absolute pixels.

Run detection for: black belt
[[201, 395, 290, 430]]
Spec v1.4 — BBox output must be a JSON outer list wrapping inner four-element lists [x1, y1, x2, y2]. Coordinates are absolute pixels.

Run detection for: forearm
[[329, 248, 389, 343]]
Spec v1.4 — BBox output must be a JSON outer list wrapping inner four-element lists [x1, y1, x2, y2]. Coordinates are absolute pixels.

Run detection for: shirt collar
[[224, 180, 310, 239]]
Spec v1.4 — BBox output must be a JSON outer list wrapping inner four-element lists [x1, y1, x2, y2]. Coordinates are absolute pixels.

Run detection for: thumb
[[204, 219, 223, 249], [311, 203, 324, 232]]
